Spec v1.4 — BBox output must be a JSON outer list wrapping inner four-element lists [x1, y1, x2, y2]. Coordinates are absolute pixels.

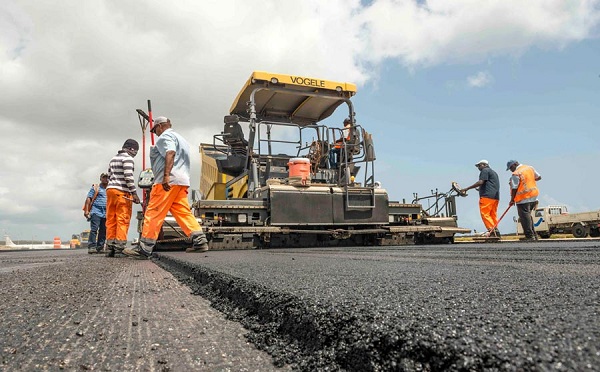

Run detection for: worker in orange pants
[[123, 117, 208, 259], [105, 139, 140, 256], [105, 188, 134, 249], [460, 160, 501, 236], [479, 196, 499, 231], [140, 184, 202, 243]]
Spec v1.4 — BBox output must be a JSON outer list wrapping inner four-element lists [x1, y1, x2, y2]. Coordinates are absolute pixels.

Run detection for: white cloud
[[467, 71, 493, 87], [357, 0, 600, 66]]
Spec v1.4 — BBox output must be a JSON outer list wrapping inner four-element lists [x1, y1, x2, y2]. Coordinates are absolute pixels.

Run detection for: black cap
[[122, 139, 139, 151]]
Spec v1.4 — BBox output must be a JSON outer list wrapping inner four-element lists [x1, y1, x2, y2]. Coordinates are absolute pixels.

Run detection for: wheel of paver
[[573, 225, 588, 238], [451, 182, 467, 197], [538, 232, 551, 239]]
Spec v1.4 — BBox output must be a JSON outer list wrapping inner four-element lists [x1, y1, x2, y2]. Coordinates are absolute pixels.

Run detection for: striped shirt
[[107, 150, 137, 193]]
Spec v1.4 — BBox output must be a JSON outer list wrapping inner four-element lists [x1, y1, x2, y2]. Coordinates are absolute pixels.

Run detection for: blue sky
[[351, 41, 600, 233], [1, 0, 599, 240]]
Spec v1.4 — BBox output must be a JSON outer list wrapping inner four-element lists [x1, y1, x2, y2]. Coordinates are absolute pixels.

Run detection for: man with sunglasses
[[124, 117, 209, 259]]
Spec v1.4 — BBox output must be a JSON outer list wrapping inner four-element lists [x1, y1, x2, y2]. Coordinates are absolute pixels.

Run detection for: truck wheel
[[573, 225, 588, 238], [538, 233, 550, 239], [589, 229, 600, 238]]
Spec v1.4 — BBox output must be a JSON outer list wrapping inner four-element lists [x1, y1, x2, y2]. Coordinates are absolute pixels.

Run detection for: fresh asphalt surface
[[155, 240, 600, 371], [1, 241, 599, 371]]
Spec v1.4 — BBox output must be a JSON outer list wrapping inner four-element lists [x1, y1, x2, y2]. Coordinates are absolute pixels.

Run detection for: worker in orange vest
[[507, 160, 542, 241], [329, 118, 352, 168]]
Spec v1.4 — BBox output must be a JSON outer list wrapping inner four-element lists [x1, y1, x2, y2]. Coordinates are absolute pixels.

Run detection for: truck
[[518, 204, 600, 238], [160, 71, 469, 249], [69, 230, 91, 249], [70, 234, 81, 249]]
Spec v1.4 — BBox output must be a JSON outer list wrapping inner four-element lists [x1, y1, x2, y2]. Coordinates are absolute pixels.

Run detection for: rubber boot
[[105, 244, 116, 258], [186, 233, 209, 253]]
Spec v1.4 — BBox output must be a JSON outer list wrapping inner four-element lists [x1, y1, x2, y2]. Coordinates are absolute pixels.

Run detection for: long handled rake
[[486, 204, 513, 237]]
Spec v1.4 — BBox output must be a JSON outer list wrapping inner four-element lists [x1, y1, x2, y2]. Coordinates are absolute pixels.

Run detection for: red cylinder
[[288, 158, 310, 179], [53, 237, 61, 249]]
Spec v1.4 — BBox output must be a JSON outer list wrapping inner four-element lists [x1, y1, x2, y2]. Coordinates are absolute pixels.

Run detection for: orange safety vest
[[512, 165, 539, 203], [334, 126, 352, 149]]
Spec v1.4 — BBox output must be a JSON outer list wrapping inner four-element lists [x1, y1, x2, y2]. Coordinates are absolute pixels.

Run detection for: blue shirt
[[86, 184, 107, 218], [150, 128, 192, 186]]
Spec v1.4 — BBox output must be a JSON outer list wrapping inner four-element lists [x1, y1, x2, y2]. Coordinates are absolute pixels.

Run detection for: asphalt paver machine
[[188, 71, 469, 249]]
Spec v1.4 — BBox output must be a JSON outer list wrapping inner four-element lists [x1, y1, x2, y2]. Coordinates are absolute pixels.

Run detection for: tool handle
[[122, 195, 141, 204], [486, 204, 512, 236]]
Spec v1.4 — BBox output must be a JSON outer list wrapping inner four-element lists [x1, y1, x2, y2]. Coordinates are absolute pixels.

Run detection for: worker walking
[[507, 160, 542, 241], [123, 117, 209, 259], [105, 139, 140, 257], [83, 173, 109, 254], [460, 160, 501, 236]]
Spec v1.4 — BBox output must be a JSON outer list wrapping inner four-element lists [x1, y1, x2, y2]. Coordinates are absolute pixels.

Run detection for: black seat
[[223, 115, 248, 152], [216, 115, 248, 177], [347, 126, 361, 155]]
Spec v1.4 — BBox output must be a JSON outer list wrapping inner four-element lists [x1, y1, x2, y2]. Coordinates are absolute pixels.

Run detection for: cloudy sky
[[1, 0, 599, 241]]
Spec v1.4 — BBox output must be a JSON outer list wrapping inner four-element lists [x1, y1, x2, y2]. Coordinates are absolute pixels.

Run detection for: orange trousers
[[105, 188, 133, 246], [141, 185, 202, 241], [479, 197, 499, 230]]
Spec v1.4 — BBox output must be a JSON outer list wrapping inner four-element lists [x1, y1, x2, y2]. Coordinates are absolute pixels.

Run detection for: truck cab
[[518, 205, 568, 238]]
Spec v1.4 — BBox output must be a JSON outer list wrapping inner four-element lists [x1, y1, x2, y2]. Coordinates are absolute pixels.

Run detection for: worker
[[329, 118, 353, 168], [83, 173, 109, 254], [123, 116, 209, 259], [507, 160, 542, 242], [105, 139, 140, 257], [460, 160, 500, 236]]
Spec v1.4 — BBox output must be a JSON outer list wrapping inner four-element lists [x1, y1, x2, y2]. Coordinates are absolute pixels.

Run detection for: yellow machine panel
[[200, 144, 248, 200]]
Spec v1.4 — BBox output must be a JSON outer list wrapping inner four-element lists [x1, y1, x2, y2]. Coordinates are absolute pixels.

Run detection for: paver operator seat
[[216, 115, 248, 177]]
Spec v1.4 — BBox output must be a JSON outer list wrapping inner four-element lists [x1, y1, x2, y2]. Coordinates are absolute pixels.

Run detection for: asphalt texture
[[0, 249, 287, 371], [152, 241, 600, 371]]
